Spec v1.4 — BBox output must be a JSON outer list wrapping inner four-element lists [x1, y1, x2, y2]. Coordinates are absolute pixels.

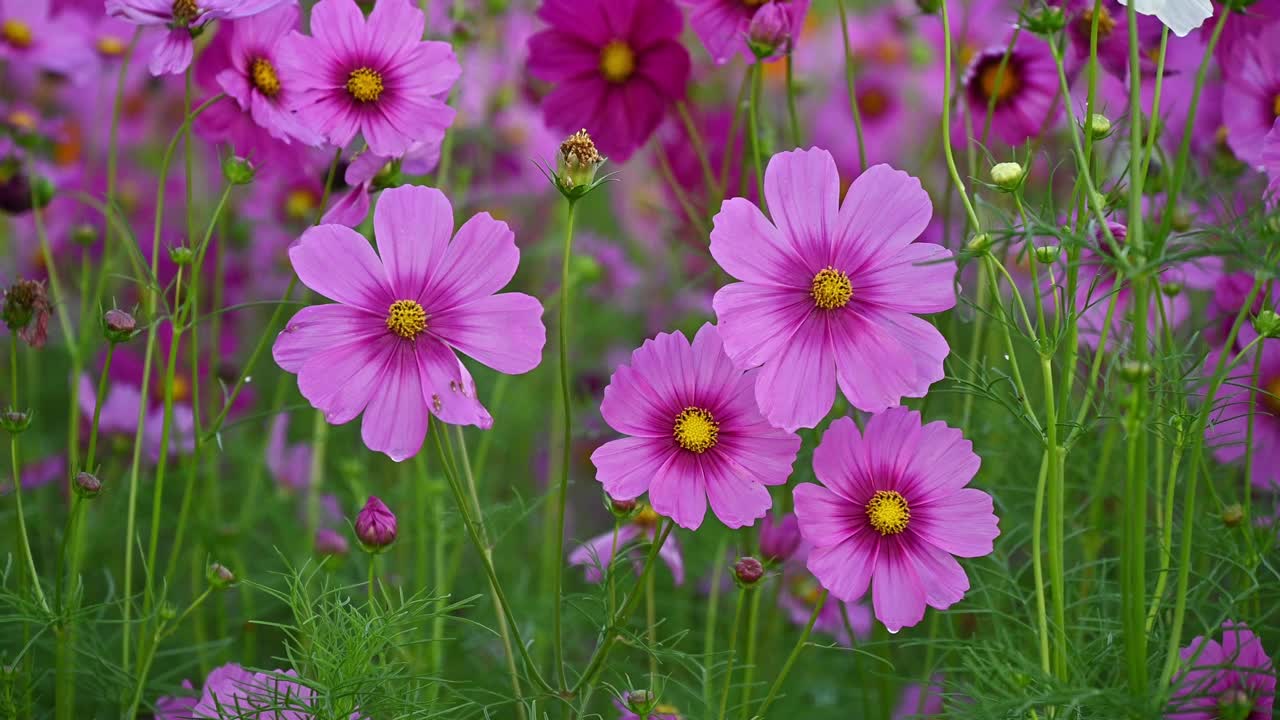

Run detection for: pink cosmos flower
[[1222, 22, 1280, 167], [709, 148, 955, 431], [527, 0, 691, 162], [777, 554, 872, 645], [1168, 621, 1275, 719], [568, 504, 685, 585], [277, 0, 460, 158], [793, 409, 999, 632], [961, 33, 1061, 146], [272, 185, 546, 461], [684, 0, 811, 65], [590, 323, 802, 530], [106, 0, 287, 76], [1204, 336, 1280, 491], [158, 663, 336, 719], [0, 0, 94, 80], [211, 2, 320, 146]]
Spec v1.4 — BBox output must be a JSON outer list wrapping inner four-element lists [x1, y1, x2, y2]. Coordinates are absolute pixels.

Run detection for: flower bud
[[355, 496, 397, 553], [555, 129, 607, 196], [747, 3, 792, 59], [168, 246, 194, 266], [73, 471, 101, 499], [2, 278, 51, 348], [990, 161, 1025, 191], [1221, 503, 1244, 528], [1118, 359, 1153, 383], [759, 514, 801, 564], [71, 223, 99, 247], [1217, 687, 1254, 719], [207, 562, 237, 589], [158, 601, 178, 622], [915, 0, 941, 14], [1024, 5, 1066, 34], [1033, 244, 1060, 264], [315, 528, 350, 557], [966, 232, 994, 254], [1253, 309, 1280, 339], [606, 493, 642, 520], [222, 155, 256, 186], [1, 409, 31, 435], [623, 690, 659, 718], [733, 556, 765, 588], [103, 309, 137, 344], [1161, 281, 1182, 297], [1087, 113, 1112, 140]]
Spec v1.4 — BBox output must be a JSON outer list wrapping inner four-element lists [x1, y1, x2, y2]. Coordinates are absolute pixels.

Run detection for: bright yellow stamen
[[858, 88, 889, 119], [811, 267, 852, 310], [1263, 376, 1280, 415], [97, 35, 127, 57], [865, 490, 911, 536], [250, 57, 281, 97], [172, 0, 199, 25], [346, 67, 384, 103], [978, 62, 1020, 104], [284, 188, 318, 220], [1, 19, 32, 49], [672, 406, 719, 454], [171, 375, 191, 403], [599, 40, 635, 83], [386, 299, 427, 339]]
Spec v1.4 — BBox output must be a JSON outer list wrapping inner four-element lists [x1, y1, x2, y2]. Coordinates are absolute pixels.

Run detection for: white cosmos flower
[[1116, 0, 1213, 36]]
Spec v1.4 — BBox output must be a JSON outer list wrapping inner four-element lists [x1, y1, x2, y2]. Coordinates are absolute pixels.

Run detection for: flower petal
[[373, 185, 453, 300], [297, 333, 396, 424], [592, 436, 677, 501], [752, 316, 836, 431], [763, 147, 842, 267], [289, 224, 393, 313], [423, 212, 519, 310], [709, 197, 812, 288], [648, 452, 707, 530], [872, 548, 927, 632], [360, 340, 429, 461], [831, 164, 933, 276], [414, 338, 492, 428], [429, 293, 546, 375]]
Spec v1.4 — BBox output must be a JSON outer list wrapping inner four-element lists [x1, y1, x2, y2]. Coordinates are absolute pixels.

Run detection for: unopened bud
[[74, 471, 101, 499], [222, 155, 256, 186], [355, 496, 398, 552], [606, 494, 641, 520], [1033, 244, 1060, 264], [1, 409, 31, 435], [1253, 309, 1280, 339], [1118, 359, 1153, 383], [1024, 6, 1066, 34], [207, 562, 237, 589], [966, 232, 994, 254], [71, 223, 99, 247], [168, 246, 194, 266], [623, 689, 658, 717], [747, 3, 791, 59], [1221, 504, 1245, 528], [103, 309, 137, 344], [1161, 281, 1182, 297], [733, 556, 765, 588], [1087, 113, 1112, 140], [990, 162, 1025, 191], [158, 601, 178, 622]]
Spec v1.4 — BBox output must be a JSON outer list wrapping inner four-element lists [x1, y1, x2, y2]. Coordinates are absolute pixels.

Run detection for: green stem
[[717, 589, 748, 720], [551, 200, 577, 690], [751, 590, 826, 719], [834, 0, 868, 170], [938, 0, 981, 231], [784, 54, 801, 148], [739, 584, 763, 720], [702, 535, 730, 714], [1029, 454, 1052, 678], [747, 62, 766, 204]]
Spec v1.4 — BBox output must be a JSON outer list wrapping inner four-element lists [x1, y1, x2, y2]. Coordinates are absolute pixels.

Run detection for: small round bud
[[1, 409, 31, 435], [1217, 687, 1254, 719], [966, 232, 994, 254], [222, 155, 256, 186], [1221, 504, 1245, 528], [733, 556, 765, 588], [606, 494, 641, 520], [103, 309, 137, 344], [1118, 360, 1153, 383], [74, 471, 101, 499], [1161, 281, 1183, 297], [70, 223, 99, 247], [1033, 244, 1061, 264], [990, 161, 1025, 191], [1087, 113, 1112, 140], [1253, 309, 1280, 339], [207, 562, 237, 589], [747, 3, 792, 59], [623, 689, 663, 718], [355, 496, 398, 553], [158, 601, 178, 622], [1169, 208, 1193, 232], [168, 246, 194, 266]]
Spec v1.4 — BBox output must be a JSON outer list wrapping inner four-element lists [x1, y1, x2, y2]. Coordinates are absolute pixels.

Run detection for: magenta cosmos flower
[[277, 0, 460, 158], [710, 148, 956, 432], [272, 185, 546, 461], [1264, 119, 1280, 201], [1222, 21, 1280, 167], [106, 0, 286, 75], [590, 323, 801, 530], [1168, 621, 1274, 719], [960, 33, 1061, 146], [684, 0, 811, 65], [793, 409, 999, 632], [1204, 336, 1280, 491], [569, 503, 685, 584], [527, 0, 691, 162]]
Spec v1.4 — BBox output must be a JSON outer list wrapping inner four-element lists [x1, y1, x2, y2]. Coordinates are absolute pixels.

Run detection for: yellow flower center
[[7, 110, 35, 131], [634, 504, 661, 527], [811, 267, 852, 310], [672, 406, 719, 454], [599, 40, 635, 83], [866, 490, 910, 536], [793, 576, 825, 606], [250, 57, 281, 97], [1, 19, 32, 49], [346, 67, 384, 103], [858, 88, 890, 119], [284, 188, 318, 220], [170, 375, 191, 403], [978, 62, 1020, 104], [1273, 93, 1280, 119], [1076, 7, 1116, 40], [386, 299, 427, 339], [96, 35, 127, 57], [1264, 375, 1280, 416], [172, 0, 199, 25]]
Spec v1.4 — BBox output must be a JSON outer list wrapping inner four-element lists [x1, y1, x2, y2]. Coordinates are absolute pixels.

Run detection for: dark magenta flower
[[527, 0, 691, 162], [961, 33, 1061, 147], [277, 0, 459, 158], [1222, 22, 1280, 167]]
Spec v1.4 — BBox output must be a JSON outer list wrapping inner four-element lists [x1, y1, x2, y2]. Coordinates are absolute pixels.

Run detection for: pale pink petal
[[424, 212, 519, 309], [752, 316, 836, 431], [372, 185, 453, 300], [713, 282, 813, 370], [831, 164, 933, 274], [763, 148, 842, 266], [297, 334, 396, 424], [569, 525, 642, 583], [709, 197, 812, 288], [360, 341, 429, 461], [872, 548, 927, 632], [599, 363, 678, 438], [592, 437, 677, 500], [428, 293, 546, 374], [365, 0, 425, 54], [148, 29, 193, 75], [288, 224, 393, 313], [854, 243, 957, 314], [807, 532, 878, 602], [273, 304, 386, 373], [414, 338, 492, 428], [648, 452, 707, 530], [702, 454, 772, 528], [900, 420, 981, 497], [811, 416, 874, 502], [902, 541, 970, 610], [831, 309, 948, 413], [793, 482, 862, 547]]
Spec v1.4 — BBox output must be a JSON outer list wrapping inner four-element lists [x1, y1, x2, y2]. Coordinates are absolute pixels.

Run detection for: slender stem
[[739, 584, 764, 720], [703, 535, 730, 714], [646, 561, 659, 686], [747, 62, 766, 204], [8, 344, 48, 616], [1029, 454, 1052, 678], [784, 54, 801, 148], [751, 590, 827, 719], [834, 0, 868, 170], [551, 201, 578, 690], [675, 100, 719, 209], [367, 556, 377, 609], [717, 590, 748, 720], [938, 0, 981, 231]]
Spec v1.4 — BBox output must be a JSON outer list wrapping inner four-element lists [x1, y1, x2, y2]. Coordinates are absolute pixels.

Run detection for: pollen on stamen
[[865, 489, 911, 536], [1, 19, 33, 49], [598, 40, 635, 83], [96, 35, 127, 57], [171, 0, 199, 26], [386, 299, 427, 339], [346, 67, 384, 103], [250, 57, 281, 98], [672, 406, 719, 454], [978, 61, 1021, 104], [810, 267, 853, 310]]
